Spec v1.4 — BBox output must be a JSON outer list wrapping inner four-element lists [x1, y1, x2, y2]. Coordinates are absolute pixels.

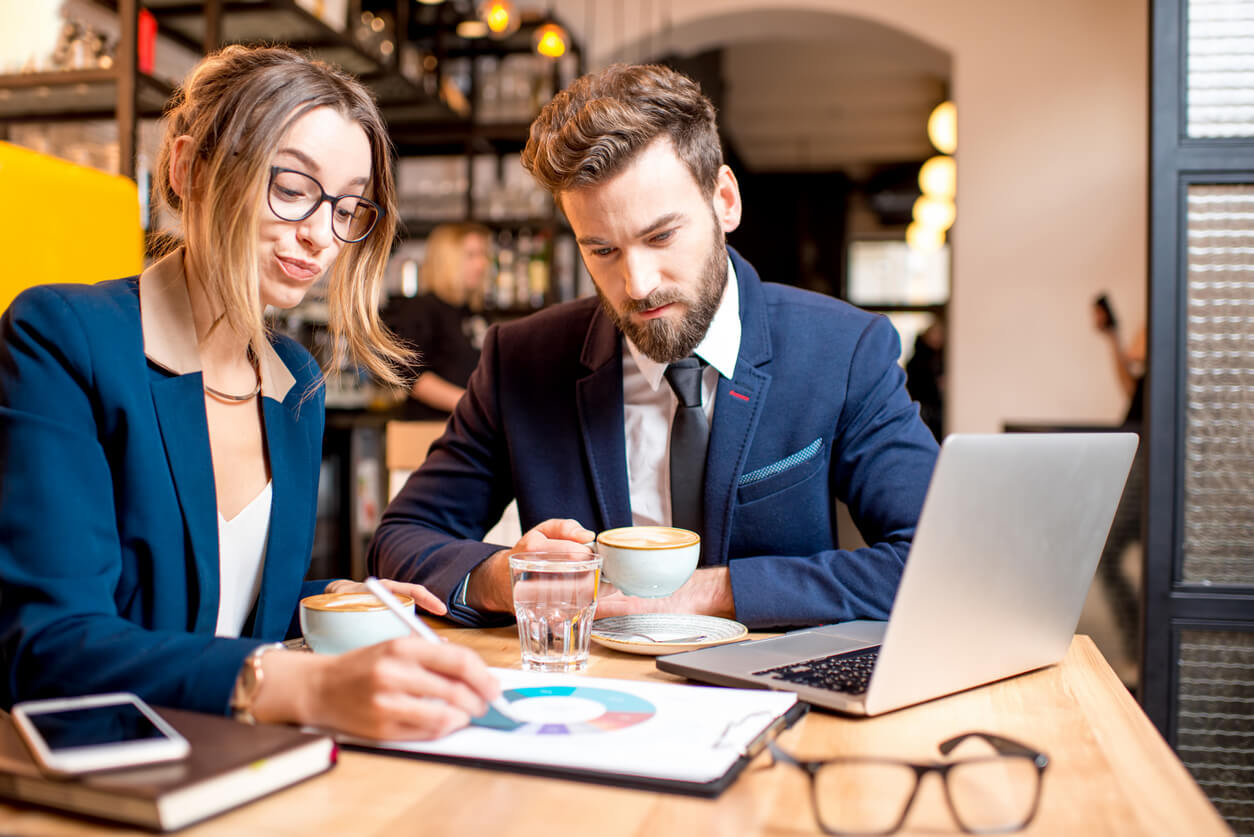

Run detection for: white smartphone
[[12, 692, 190, 776]]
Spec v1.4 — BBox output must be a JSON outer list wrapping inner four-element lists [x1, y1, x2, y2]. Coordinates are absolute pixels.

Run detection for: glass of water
[[508, 552, 602, 672]]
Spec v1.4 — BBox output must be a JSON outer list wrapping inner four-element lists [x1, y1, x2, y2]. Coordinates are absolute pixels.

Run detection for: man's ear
[[712, 164, 742, 234], [167, 135, 196, 200]]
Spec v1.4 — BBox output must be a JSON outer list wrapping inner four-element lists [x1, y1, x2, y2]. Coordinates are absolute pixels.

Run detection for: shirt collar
[[625, 255, 742, 390], [139, 248, 296, 402]]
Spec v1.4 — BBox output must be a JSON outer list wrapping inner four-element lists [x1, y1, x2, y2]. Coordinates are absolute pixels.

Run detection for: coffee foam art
[[324, 595, 378, 609], [300, 592, 413, 612], [598, 526, 700, 549]]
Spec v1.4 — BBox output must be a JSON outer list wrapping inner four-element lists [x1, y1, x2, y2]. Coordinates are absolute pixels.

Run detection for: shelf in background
[[388, 120, 535, 157], [141, 0, 455, 121], [147, 0, 377, 73], [3, 1, 579, 146], [0, 70, 171, 122], [410, 14, 583, 62]]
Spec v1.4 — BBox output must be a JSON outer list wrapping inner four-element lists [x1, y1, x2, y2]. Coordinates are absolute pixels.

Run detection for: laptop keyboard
[[753, 646, 880, 695]]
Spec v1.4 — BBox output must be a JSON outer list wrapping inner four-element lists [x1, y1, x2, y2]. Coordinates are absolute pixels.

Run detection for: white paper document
[[345, 667, 800, 787]]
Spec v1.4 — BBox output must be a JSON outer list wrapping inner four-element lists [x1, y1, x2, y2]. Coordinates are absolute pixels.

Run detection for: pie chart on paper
[[474, 685, 656, 735]]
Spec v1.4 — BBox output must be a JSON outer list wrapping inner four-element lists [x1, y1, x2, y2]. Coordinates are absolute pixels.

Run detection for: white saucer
[[590, 614, 749, 656]]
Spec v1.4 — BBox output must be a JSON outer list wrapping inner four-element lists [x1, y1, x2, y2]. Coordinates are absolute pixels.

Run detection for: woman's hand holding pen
[[250, 636, 501, 741], [248, 577, 501, 740]]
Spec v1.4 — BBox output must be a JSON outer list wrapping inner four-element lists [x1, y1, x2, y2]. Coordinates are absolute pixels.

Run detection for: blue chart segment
[[477, 686, 656, 735]]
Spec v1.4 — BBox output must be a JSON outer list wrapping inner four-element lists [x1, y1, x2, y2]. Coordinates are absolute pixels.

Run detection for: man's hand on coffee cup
[[595, 567, 735, 619], [325, 577, 448, 617], [465, 518, 595, 613]]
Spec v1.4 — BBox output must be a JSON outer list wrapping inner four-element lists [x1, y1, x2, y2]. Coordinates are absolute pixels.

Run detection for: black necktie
[[664, 357, 709, 535]]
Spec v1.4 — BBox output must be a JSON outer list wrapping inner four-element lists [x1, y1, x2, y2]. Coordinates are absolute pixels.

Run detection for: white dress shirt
[[453, 259, 742, 608], [215, 481, 272, 637], [621, 258, 741, 526]]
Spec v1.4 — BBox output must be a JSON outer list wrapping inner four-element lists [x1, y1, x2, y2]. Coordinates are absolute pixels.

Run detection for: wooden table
[[0, 631, 1229, 836]]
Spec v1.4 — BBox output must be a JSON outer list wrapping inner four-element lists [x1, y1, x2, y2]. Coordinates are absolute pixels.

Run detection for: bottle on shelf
[[351, 9, 395, 61], [528, 229, 551, 308], [514, 228, 532, 308], [396, 156, 465, 221], [399, 258, 419, 298], [477, 56, 501, 122], [553, 234, 576, 303], [493, 229, 516, 310]]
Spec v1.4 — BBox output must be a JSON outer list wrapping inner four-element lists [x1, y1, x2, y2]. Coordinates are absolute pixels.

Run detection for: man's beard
[[597, 230, 728, 364]]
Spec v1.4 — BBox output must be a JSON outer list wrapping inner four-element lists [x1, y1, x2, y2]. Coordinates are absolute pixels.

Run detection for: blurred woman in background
[[384, 222, 491, 420]]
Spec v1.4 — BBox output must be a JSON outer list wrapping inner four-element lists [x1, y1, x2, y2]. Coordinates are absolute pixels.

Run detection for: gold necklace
[[204, 353, 261, 404]]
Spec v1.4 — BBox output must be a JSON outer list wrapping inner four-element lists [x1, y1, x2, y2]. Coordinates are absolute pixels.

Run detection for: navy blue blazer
[[0, 251, 326, 714], [370, 249, 939, 628]]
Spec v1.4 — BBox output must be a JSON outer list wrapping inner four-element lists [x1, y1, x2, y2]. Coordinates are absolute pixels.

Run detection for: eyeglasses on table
[[767, 731, 1049, 835]]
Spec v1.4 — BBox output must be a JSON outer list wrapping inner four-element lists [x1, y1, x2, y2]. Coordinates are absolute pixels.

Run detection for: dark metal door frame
[[1145, 0, 1254, 740]]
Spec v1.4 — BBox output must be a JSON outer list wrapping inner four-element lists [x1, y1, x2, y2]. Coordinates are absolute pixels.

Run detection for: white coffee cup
[[594, 526, 701, 598], [299, 591, 414, 655]]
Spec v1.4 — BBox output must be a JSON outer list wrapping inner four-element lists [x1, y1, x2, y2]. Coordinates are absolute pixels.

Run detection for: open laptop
[[656, 432, 1138, 715]]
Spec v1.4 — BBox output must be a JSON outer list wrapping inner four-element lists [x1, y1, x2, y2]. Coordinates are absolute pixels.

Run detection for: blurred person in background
[[384, 222, 491, 420], [1094, 294, 1145, 427], [1092, 293, 1146, 664], [905, 319, 945, 442]]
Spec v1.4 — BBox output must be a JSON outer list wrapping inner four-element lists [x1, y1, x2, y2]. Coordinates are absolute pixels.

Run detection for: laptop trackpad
[[805, 620, 888, 644], [696, 621, 886, 670]]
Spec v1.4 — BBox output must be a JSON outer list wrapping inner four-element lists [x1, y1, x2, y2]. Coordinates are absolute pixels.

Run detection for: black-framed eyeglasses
[[768, 732, 1049, 836], [267, 166, 382, 244]]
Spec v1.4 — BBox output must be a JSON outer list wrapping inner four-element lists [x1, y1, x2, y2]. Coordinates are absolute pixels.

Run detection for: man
[[369, 64, 939, 628]]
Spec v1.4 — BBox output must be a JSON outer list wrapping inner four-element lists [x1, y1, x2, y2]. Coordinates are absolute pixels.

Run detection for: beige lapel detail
[[139, 248, 298, 403]]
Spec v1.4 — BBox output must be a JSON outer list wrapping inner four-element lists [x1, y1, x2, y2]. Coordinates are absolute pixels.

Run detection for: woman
[[0, 46, 498, 740], [384, 223, 490, 419]]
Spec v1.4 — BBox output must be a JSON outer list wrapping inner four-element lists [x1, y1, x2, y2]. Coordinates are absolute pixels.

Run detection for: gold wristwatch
[[230, 642, 284, 724]]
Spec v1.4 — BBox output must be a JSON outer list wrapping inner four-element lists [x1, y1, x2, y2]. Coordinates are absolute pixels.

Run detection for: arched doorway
[[609, 8, 953, 441]]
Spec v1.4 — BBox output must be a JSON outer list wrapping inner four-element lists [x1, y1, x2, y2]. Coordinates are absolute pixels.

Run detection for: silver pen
[[363, 577, 515, 721]]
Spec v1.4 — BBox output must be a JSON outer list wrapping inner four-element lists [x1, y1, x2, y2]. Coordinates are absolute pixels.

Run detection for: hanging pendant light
[[478, 0, 521, 39], [906, 222, 945, 252], [912, 195, 957, 232], [927, 101, 957, 155], [533, 21, 568, 58], [918, 155, 956, 200]]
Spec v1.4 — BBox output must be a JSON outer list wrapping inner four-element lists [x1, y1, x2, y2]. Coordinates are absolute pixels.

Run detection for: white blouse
[[214, 481, 273, 638]]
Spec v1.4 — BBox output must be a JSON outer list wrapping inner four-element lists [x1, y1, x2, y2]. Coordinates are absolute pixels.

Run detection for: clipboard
[[338, 668, 807, 797]]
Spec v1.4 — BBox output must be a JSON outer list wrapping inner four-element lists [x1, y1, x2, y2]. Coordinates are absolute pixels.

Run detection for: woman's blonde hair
[[154, 44, 408, 389], [420, 222, 490, 308]]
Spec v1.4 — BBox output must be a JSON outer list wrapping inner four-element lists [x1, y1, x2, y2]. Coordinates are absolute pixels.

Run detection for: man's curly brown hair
[[520, 64, 723, 203]]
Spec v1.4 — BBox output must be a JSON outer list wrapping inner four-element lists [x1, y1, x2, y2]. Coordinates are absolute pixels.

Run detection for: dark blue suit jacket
[[370, 250, 939, 628], [0, 255, 326, 714]]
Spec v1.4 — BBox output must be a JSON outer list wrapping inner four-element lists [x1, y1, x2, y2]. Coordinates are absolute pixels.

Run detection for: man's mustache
[[622, 291, 685, 315]]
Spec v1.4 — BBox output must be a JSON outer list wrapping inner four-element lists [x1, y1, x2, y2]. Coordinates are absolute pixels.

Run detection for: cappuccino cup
[[595, 526, 700, 598], [299, 591, 414, 655]]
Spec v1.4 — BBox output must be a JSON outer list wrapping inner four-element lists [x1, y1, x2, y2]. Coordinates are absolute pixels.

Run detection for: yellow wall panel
[[0, 141, 143, 312]]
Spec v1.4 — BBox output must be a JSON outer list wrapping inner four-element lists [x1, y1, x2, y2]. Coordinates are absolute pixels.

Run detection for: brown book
[[0, 707, 336, 832]]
